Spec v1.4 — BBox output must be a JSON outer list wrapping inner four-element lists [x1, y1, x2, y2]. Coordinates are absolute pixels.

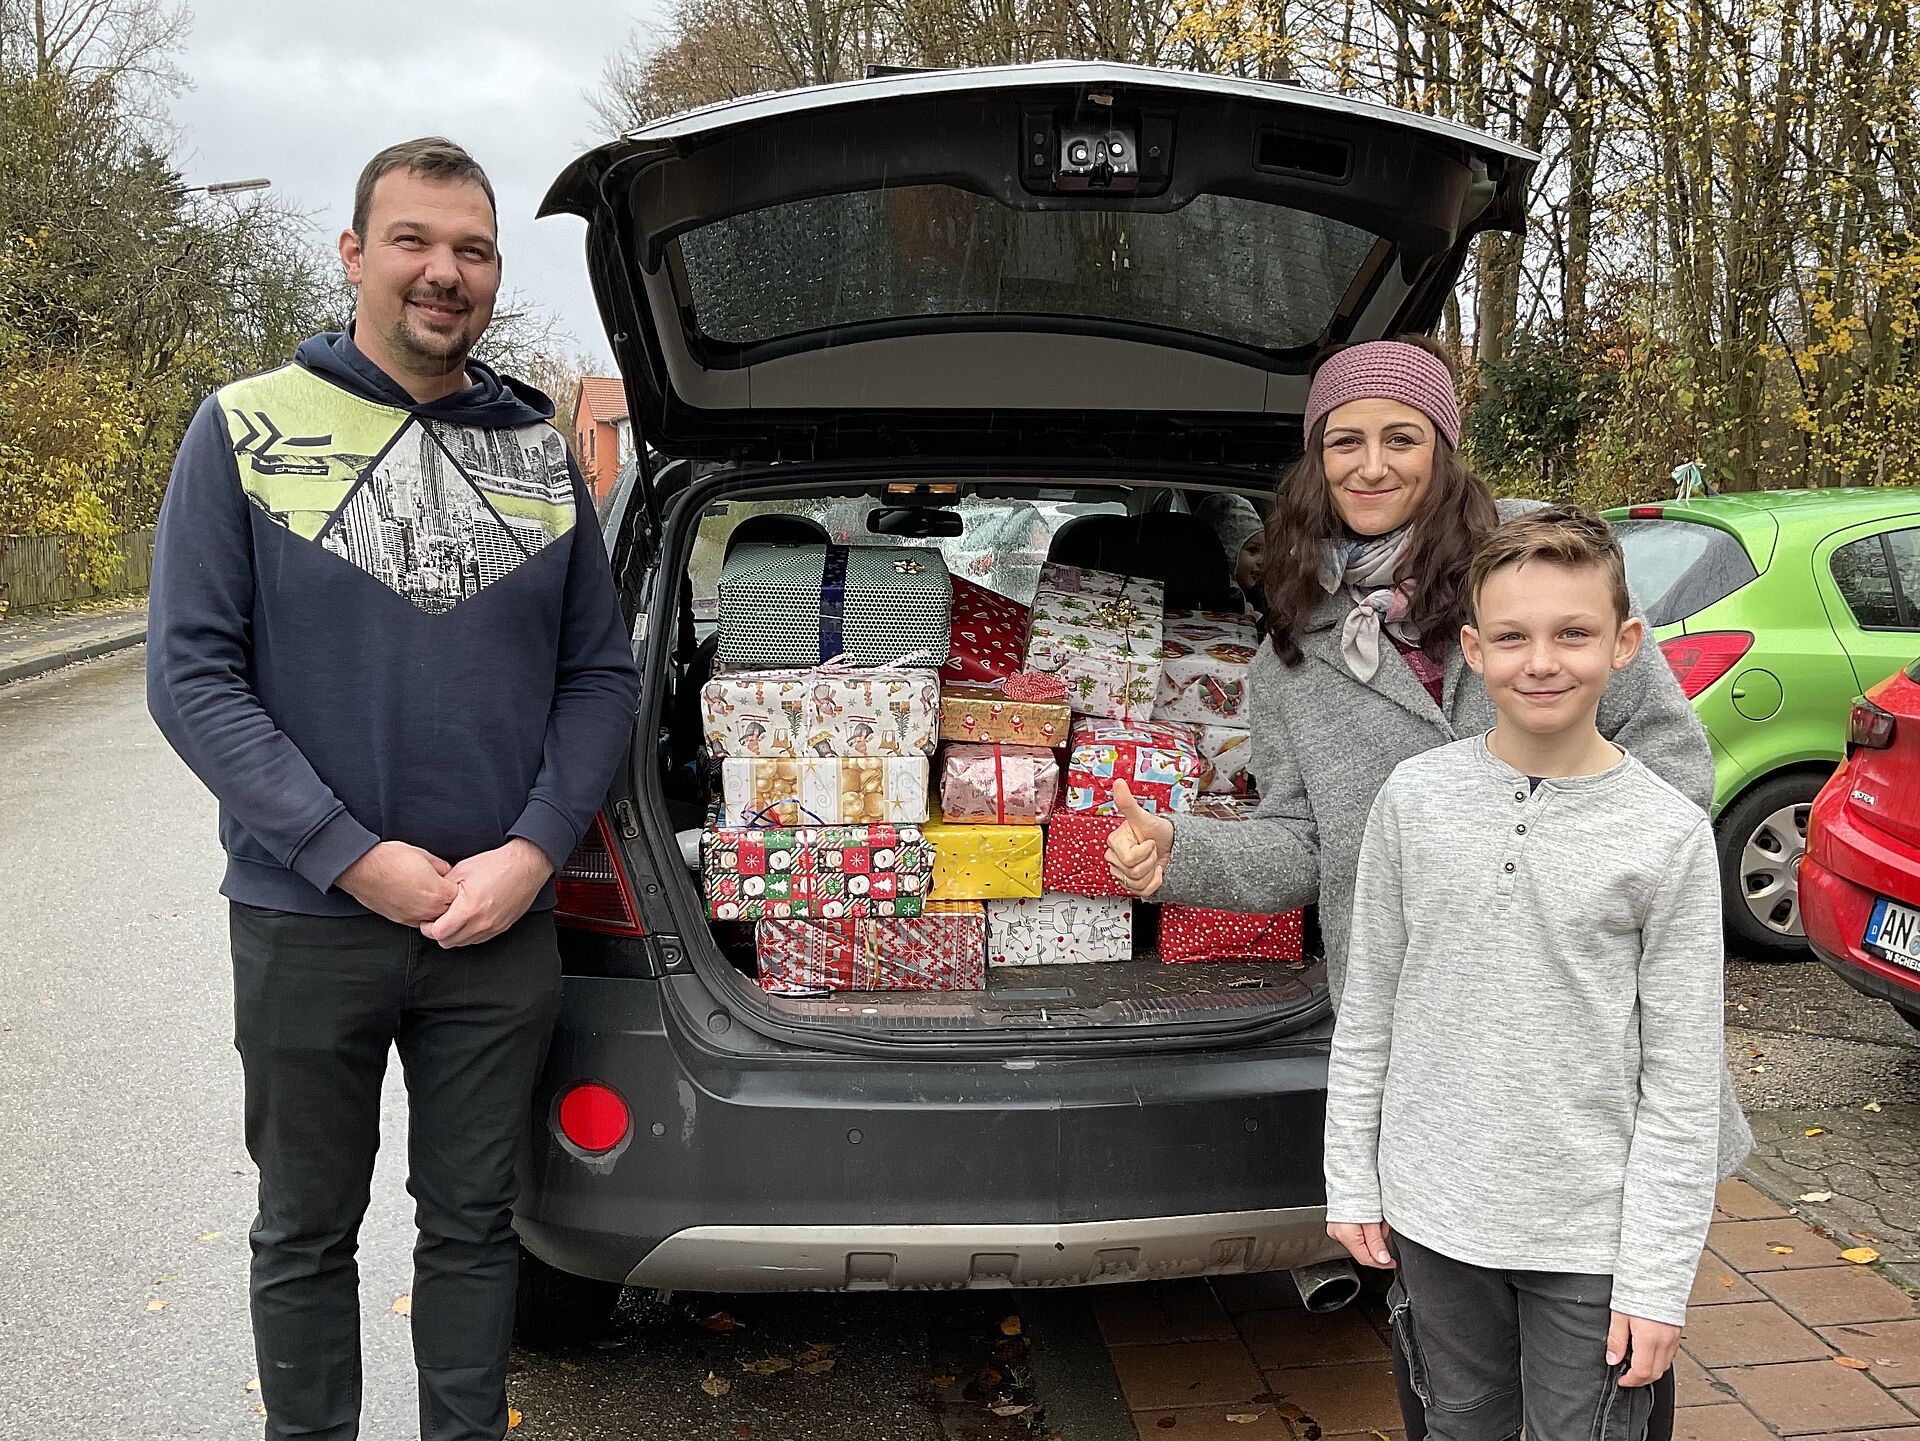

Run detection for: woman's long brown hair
[[1261, 338, 1499, 667]]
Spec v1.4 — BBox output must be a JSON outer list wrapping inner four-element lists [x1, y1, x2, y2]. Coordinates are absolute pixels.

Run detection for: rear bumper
[[516, 973, 1342, 1290], [1801, 779, 1920, 1015], [618, 1208, 1337, 1291]]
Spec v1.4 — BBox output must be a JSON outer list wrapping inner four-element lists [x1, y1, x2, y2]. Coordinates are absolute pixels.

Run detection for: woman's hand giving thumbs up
[[1105, 779, 1176, 897]]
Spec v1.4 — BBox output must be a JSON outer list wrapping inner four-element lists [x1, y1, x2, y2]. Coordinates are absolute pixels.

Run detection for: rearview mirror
[[866, 506, 964, 538]]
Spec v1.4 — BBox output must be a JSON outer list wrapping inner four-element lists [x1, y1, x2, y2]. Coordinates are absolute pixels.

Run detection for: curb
[[1738, 1159, 1920, 1297], [0, 624, 147, 687]]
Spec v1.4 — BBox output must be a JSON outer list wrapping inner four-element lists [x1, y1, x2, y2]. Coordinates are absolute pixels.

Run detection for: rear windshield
[[1613, 518, 1759, 626], [689, 494, 1127, 621], [677, 184, 1380, 352]]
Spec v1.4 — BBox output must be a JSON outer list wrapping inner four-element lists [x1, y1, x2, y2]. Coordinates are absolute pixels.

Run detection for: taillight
[[553, 812, 644, 935], [1850, 698, 1896, 750], [1658, 632, 1753, 699], [557, 1082, 630, 1153], [1627, 505, 1665, 519]]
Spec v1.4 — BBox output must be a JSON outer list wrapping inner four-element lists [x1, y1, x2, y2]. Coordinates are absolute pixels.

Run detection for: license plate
[[1863, 897, 1920, 974]]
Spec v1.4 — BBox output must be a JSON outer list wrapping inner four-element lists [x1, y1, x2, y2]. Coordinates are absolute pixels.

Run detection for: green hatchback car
[[1607, 489, 1920, 954]]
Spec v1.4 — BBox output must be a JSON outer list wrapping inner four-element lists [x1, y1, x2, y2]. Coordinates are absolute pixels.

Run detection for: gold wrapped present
[[721, 756, 929, 827], [922, 806, 1044, 900]]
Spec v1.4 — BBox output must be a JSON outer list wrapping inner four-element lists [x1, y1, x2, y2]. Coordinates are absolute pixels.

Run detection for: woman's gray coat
[[1157, 512, 1755, 1175]]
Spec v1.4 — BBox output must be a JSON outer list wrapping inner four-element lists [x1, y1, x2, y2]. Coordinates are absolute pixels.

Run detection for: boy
[[1323, 506, 1723, 1441]]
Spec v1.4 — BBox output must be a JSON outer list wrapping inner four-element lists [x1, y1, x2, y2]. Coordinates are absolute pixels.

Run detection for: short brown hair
[[352, 137, 497, 239], [1467, 505, 1632, 625]]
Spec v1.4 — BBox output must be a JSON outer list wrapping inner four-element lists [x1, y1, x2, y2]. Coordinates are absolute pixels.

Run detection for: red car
[[1802, 664, 1920, 1030]]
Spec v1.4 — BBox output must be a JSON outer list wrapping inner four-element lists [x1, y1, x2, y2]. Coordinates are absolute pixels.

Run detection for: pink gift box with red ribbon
[[938, 744, 1061, 824]]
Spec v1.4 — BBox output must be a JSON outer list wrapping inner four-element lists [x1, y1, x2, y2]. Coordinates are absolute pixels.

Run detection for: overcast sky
[[167, 0, 670, 369]]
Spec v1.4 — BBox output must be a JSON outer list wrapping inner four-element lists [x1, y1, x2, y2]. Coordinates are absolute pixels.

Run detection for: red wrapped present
[[1041, 809, 1130, 897], [941, 576, 1030, 684], [754, 901, 987, 993], [1063, 718, 1202, 815], [1160, 906, 1304, 964]]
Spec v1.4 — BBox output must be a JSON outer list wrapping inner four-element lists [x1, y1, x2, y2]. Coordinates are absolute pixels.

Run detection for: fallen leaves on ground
[[735, 1427, 755, 1440], [1156, 1419, 1177, 1430], [1000, 1315, 1022, 1336], [794, 1343, 839, 1365], [739, 1356, 793, 1376], [507, 1406, 523, 1429], [1841, 1246, 1881, 1264], [929, 1374, 956, 1388], [146, 1299, 168, 1312], [196, 1231, 222, 1243], [1865, 1100, 1883, 1113], [694, 1310, 741, 1332], [1718, 1275, 1737, 1288], [391, 1294, 411, 1316], [798, 1358, 836, 1375], [1836, 1356, 1872, 1371], [1799, 1191, 1835, 1202], [1769, 1245, 1796, 1255], [701, 1372, 731, 1398], [244, 1378, 259, 1393], [1805, 1127, 1827, 1137], [1225, 1412, 1261, 1424], [991, 1403, 1031, 1417]]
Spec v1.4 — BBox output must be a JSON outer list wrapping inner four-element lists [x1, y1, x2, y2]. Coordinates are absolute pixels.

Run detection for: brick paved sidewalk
[[1101, 1180, 1920, 1440]]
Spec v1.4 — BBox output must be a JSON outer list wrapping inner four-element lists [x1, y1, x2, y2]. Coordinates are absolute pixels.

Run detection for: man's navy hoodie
[[148, 331, 641, 916]]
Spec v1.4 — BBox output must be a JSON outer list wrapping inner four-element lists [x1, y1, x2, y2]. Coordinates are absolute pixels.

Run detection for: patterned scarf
[[1318, 528, 1418, 682]]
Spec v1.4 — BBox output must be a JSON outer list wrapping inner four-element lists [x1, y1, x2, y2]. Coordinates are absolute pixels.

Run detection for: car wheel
[[1716, 774, 1820, 957], [514, 1244, 622, 1349]]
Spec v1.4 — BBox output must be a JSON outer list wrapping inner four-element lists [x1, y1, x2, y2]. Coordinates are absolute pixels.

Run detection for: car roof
[[1644, 488, 1920, 537]]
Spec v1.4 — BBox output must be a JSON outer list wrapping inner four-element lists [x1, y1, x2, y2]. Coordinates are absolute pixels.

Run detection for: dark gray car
[[515, 60, 1537, 1344]]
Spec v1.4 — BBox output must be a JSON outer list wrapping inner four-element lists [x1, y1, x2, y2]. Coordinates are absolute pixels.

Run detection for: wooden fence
[[0, 528, 154, 610]]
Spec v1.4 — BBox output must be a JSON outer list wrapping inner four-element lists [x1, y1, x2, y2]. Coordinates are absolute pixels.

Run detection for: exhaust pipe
[[1290, 1257, 1362, 1314]]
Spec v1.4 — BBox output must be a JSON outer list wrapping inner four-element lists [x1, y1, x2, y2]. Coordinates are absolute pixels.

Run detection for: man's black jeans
[[230, 902, 562, 1441]]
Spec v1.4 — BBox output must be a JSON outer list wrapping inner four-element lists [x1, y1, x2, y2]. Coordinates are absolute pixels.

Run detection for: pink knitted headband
[[1303, 341, 1461, 450]]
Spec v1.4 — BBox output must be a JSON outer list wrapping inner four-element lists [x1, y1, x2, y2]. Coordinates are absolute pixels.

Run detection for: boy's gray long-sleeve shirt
[[1322, 736, 1724, 1327]]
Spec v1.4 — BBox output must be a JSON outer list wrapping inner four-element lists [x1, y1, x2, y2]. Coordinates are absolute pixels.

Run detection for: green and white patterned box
[[716, 543, 953, 669], [1024, 563, 1165, 722]]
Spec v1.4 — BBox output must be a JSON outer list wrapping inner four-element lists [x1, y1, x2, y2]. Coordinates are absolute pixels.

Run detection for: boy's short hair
[[1467, 505, 1632, 625], [352, 137, 497, 240]]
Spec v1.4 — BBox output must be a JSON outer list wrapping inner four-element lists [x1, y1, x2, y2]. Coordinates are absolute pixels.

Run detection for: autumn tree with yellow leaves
[[593, 0, 1920, 498]]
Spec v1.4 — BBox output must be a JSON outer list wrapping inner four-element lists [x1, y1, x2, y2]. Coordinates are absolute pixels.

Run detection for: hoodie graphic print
[[222, 363, 574, 614]]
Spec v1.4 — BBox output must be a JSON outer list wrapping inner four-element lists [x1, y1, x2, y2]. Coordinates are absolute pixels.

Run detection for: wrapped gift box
[[1064, 718, 1202, 815], [1041, 809, 1130, 898], [938, 681, 1071, 747], [937, 744, 1060, 824], [703, 823, 931, 919], [755, 902, 987, 994], [1160, 906, 1304, 964], [1024, 564, 1165, 722], [1194, 725, 1256, 796], [1154, 610, 1261, 727], [717, 543, 953, 669], [1189, 794, 1257, 821], [721, 756, 929, 827], [987, 894, 1133, 966], [941, 577, 1031, 684], [701, 665, 939, 758], [923, 810, 1043, 900]]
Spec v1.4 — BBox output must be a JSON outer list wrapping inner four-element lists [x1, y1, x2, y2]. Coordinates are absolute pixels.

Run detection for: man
[[148, 138, 640, 1441]]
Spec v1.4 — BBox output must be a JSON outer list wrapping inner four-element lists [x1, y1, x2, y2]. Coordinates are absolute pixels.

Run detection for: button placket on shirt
[[1499, 785, 1538, 897]]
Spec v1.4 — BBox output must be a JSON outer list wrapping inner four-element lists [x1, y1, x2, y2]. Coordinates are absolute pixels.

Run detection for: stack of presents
[[698, 540, 1303, 996]]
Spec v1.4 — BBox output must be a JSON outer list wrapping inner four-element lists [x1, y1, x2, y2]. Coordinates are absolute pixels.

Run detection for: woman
[[1108, 336, 1751, 1441]]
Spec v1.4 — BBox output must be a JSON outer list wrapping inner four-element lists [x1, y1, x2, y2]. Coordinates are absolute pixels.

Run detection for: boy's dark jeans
[[230, 902, 563, 1441], [1386, 1235, 1661, 1441]]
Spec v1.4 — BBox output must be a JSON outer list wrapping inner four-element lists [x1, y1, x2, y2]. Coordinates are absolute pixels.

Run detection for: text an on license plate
[[1865, 897, 1920, 972]]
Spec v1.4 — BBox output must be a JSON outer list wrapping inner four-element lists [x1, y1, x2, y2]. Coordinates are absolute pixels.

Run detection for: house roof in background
[[576, 376, 628, 425]]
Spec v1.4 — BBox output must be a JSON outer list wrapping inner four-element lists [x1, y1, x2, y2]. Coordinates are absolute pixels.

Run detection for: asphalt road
[[4, 650, 1916, 1439]]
